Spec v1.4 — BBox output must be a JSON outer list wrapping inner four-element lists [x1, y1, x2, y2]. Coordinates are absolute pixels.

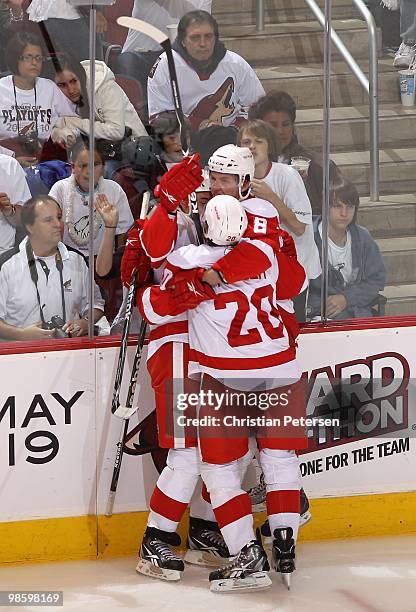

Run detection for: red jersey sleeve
[[275, 252, 307, 300], [140, 205, 178, 265], [211, 240, 272, 283], [137, 284, 184, 324]]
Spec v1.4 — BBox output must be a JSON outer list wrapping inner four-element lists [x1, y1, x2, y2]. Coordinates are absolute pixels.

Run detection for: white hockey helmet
[[203, 195, 248, 246], [208, 145, 255, 200]]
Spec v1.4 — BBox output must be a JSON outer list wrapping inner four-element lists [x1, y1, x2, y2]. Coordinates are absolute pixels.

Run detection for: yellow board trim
[[2, 491, 416, 565]]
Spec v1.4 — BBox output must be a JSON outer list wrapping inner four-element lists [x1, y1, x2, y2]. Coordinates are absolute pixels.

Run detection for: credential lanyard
[[26, 240, 66, 326]]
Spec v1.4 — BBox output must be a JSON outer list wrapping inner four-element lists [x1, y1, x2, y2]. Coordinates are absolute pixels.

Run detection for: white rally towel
[[27, 0, 80, 22], [26, 0, 55, 22]]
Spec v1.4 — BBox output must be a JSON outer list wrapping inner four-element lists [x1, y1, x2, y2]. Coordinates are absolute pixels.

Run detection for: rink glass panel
[[0, 1, 414, 346]]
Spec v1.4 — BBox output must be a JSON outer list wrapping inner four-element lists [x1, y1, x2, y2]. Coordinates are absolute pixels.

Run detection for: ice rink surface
[[0, 535, 415, 612]]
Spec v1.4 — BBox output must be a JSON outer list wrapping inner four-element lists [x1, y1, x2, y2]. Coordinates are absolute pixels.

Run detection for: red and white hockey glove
[[169, 268, 216, 311], [278, 229, 297, 259], [154, 154, 203, 213], [120, 220, 152, 288]]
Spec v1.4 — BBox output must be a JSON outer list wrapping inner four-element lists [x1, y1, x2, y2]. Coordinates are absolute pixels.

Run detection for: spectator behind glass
[[393, 0, 416, 67], [118, 0, 212, 100], [109, 114, 186, 222], [48, 138, 133, 258], [0, 153, 31, 253], [26, 0, 105, 63], [147, 10, 265, 131], [151, 111, 184, 168], [248, 90, 340, 216], [238, 119, 321, 322], [308, 178, 386, 320], [123, 0, 212, 54], [49, 53, 147, 151], [0, 194, 104, 341], [0, 32, 75, 167]]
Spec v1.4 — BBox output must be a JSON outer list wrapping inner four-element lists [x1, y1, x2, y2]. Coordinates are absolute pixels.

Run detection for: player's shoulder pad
[[243, 197, 279, 219]]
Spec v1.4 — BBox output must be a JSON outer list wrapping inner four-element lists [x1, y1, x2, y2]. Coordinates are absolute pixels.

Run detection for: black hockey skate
[[299, 487, 312, 526], [272, 526, 296, 590], [184, 517, 230, 567], [209, 538, 271, 593], [136, 527, 184, 581]]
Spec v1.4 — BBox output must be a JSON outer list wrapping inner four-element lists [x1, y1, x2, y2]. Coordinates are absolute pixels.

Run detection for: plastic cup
[[166, 24, 178, 44], [291, 156, 311, 179], [398, 70, 416, 106]]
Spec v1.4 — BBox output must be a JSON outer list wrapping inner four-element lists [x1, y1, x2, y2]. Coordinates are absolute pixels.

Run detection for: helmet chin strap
[[239, 181, 252, 201]]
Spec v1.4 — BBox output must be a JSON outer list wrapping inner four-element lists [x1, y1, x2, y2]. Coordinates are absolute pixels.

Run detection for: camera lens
[[50, 315, 65, 328]]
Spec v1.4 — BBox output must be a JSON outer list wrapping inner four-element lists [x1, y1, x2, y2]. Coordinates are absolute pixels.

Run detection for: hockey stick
[[111, 273, 137, 417], [117, 16, 190, 155], [105, 317, 147, 516], [112, 190, 150, 418], [106, 193, 150, 516]]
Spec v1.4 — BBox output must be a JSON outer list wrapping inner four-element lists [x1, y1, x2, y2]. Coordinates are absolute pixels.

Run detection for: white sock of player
[[201, 450, 254, 555], [260, 448, 300, 541], [148, 447, 200, 532], [189, 479, 216, 522]]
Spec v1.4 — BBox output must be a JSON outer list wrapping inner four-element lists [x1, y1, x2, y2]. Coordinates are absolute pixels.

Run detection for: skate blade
[[299, 511, 312, 528], [251, 501, 266, 513], [136, 558, 182, 581], [210, 572, 272, 593], [184, 549, 230, 567], [280, 572, 291, 590], [263, 535, 272, 547]]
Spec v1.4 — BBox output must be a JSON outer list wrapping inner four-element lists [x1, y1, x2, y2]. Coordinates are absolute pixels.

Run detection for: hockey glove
[[278, 229, 297, 259], [120, 220, 152, 288], [170, 268, 216, 311], [154, 154, 203, 213]]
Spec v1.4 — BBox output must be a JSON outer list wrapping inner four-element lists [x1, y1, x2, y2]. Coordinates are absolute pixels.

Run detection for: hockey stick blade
[[117, 17, 167, 45], [113, 402, 140, 420], [117, 16, 190, 155]]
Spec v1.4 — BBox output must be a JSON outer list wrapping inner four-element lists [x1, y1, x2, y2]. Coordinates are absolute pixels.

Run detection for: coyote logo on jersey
[[189, 77, 235, 131]]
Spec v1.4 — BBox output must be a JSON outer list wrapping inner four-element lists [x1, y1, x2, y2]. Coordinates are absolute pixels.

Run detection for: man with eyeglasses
[[147, 10, 265, 132], [0, 194, 104, 341]]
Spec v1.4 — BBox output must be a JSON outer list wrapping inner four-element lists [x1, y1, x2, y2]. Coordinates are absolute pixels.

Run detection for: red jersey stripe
[[150, 486, 188, 522], [189, 346, 296, 370]]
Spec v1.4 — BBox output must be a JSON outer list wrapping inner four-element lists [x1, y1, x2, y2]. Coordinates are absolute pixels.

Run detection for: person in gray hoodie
[[308, 178, 386, 320]]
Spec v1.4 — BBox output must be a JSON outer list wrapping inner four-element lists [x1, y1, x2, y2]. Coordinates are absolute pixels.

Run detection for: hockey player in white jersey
[[140, 196, 308, 592], [205, 144, 312, 531]]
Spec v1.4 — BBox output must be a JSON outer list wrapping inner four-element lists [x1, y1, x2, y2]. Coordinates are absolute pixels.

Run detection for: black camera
[[43, 315, 67, 338]]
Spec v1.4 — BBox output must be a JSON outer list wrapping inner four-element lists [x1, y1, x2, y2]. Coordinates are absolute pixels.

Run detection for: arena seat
[[103, 0, 134, 68]]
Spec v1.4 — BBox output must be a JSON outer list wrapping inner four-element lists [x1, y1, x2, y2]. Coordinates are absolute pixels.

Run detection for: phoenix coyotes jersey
[[147, 50, 265, 131]]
